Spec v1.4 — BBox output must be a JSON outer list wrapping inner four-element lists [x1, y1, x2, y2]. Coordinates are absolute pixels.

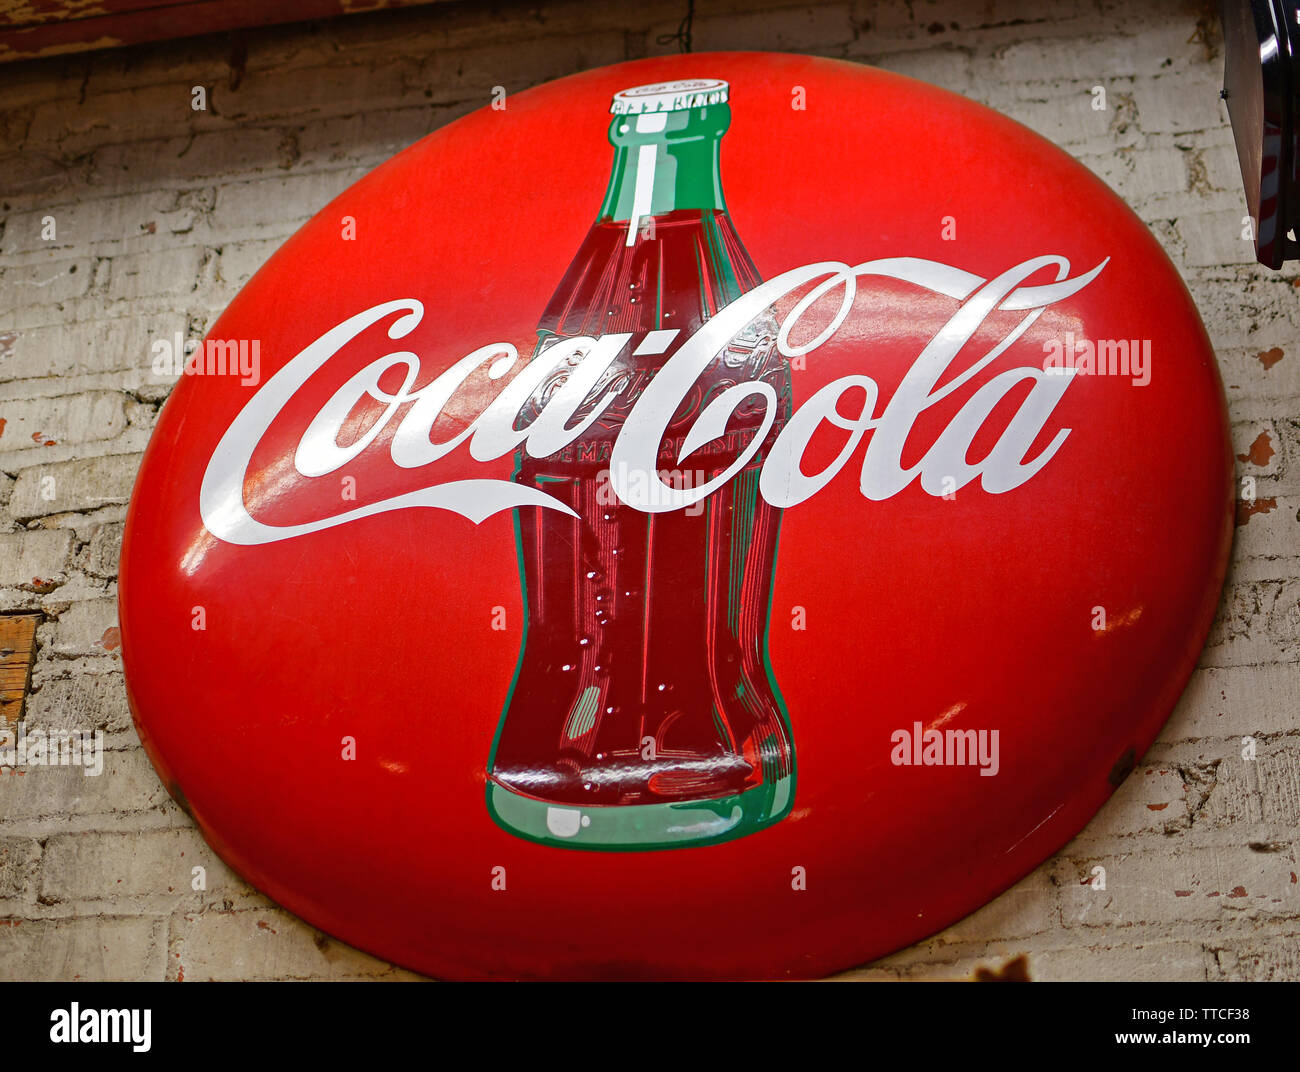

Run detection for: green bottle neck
[[597, 103, 730, 221]]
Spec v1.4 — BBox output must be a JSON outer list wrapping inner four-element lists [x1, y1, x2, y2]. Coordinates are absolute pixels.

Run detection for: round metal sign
[[121, 53, 1233, 979]]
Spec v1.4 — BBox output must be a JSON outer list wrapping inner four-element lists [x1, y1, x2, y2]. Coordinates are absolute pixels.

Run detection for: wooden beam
[[0, 0, 455, 64], [0, 613, 40, 726]]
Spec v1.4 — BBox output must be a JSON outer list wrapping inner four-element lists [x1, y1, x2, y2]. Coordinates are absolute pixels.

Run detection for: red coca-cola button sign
[[120, 53, 1233, 979]]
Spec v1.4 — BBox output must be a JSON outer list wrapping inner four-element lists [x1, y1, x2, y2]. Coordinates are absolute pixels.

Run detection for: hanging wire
[[656, 0, 696, 53]]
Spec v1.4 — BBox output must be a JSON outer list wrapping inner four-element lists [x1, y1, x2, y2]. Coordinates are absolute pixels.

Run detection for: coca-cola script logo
[[200, 254, 1106, 541]]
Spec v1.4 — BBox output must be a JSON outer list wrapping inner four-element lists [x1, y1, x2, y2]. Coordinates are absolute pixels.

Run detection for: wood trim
[[0, 0, 454, 64], [0, 613, 40, 725]]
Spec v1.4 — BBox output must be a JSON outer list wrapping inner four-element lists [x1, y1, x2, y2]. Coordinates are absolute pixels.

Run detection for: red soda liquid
[[487, 210, 794, 830]]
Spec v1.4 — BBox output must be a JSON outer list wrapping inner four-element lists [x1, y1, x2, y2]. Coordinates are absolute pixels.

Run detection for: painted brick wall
[[1, 0, 1296, 982]]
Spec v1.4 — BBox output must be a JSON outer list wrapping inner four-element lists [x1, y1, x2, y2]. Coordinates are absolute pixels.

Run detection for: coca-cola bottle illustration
[[486, 78, 795, 849]]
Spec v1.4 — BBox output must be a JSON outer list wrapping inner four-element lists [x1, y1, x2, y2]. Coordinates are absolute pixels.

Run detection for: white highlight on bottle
[[626, 115, 663, 246]]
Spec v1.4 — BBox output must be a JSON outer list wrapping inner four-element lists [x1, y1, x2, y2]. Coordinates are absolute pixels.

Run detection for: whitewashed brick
[[9, 454, 141, 519], [0, 915, 165, 981], [1167, 663, 1300, 739], [0, 257, 93, 308], [0, 313, 188, 379], [0, 530, 73, 587], [169, 907, 421, 981], [0, 838, 41, 900], [82, 520, 124, 579], [107, 245, 204, 301], [0, 746, 172, 822], [45, 598, 120, 656], [0, 391, 127, 452], [2, 189, 185, 257], [1178, 209, 1259, 268], [1133, 73, 1229, 133], [1211, 932, 1300, 981], [25, 671, 133, 735], [40, 828, 238, 902], [1056, 845, 1299, 925]]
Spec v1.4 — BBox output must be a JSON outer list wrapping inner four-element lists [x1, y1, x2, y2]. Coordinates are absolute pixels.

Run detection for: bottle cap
[[610, 78, 729, 114]]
